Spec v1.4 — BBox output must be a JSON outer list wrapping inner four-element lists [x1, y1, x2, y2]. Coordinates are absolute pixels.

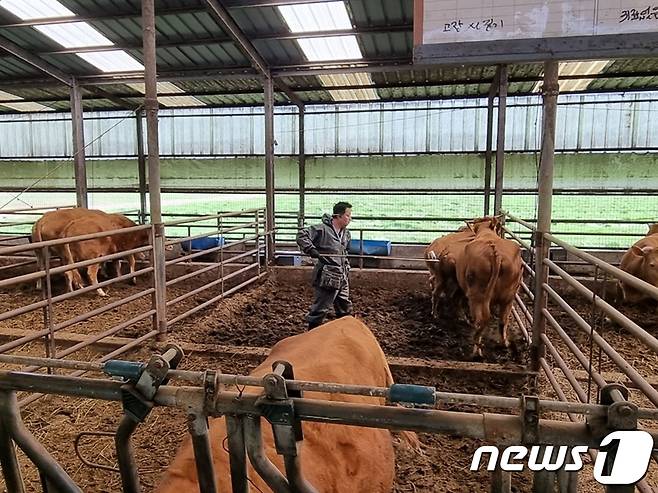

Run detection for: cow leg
[[469, 298, 490, 358], [498, 301, 514, 349], [113, 260, 122, 279], [128, 255, 137, 285], [87, 264, 108, 297], [431, 274, 444, 318]]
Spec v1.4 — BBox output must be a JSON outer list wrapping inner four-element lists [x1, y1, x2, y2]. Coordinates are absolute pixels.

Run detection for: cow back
[[31, 208, 108, 243], [157, 317, 396, 493]]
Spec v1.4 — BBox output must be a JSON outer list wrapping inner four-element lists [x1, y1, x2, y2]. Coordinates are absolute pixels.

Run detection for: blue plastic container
[[348, 239, 392, 256], [181, 236, 225, 252]]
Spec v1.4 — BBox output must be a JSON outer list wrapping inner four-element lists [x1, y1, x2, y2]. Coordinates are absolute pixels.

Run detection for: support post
[[264, 76, 275, 265], [0, 416, 25, 493], [142, 0, 167, 341], [136, 109, 148, 225], [298, 105, 306, 229], [484, 92, 495, 216], [531, 60, 559, 372], [70, 79, 87, 208], [493, 65, 508, 215]]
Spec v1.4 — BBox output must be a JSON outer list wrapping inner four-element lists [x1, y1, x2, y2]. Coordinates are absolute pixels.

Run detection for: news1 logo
[[470, 430, 654, 485]]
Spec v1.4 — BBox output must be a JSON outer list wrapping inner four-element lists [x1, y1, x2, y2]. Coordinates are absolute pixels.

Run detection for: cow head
[[631, 244, 658, 286], [467, 216, 503, 235], [648, 223, 658, 236]]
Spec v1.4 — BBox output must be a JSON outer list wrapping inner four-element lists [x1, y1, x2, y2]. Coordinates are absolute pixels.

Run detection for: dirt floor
[[0, 268, 656, 492]]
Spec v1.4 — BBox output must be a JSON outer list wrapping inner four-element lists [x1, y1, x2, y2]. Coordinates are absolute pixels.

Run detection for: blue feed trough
[[348, 239, 392, 256], [181, 236, 225, 252]]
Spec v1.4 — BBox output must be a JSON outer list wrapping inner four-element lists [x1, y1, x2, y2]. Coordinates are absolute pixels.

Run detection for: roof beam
[[203, 0, 303, 108], [223, 0, 338, 7], [0, 33, 72, 85], [38, 25, 412, 55]]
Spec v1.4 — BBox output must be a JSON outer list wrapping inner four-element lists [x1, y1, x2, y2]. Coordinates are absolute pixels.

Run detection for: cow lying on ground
[[456, 219, 523, 357], [156, 317, 412, 493], [61, 213, 150, 297], [619, 228, 658, 304]]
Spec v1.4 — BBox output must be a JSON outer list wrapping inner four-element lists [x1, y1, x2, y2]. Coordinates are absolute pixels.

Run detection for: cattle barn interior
[[0, 0, 657, 492]]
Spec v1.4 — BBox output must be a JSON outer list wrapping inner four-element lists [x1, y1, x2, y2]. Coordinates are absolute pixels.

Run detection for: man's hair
[[333, 201, 352, 216]]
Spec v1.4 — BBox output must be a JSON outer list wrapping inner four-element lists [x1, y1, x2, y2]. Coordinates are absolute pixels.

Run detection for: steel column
[[142, 0, 167, 340], [70, 79, 88, 208], [493, 65, 508, 214], [483, 92, 495, 216], [264, 76, 276, 264], [531, 60, 559, 372], [136, 109, 148, 224], [298, 105, 306, 228]]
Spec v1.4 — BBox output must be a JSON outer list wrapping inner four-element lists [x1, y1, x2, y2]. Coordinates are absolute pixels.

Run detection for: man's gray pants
[[306, 280, 353, 328]]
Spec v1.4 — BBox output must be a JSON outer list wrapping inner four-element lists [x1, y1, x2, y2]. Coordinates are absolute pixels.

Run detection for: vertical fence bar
[[226, 415, 249, 493], [188, 414, 218, 493], [69, 79, 88, 209], [493, 65, 508, 215], [531, 60, 559, 373], [136, 109, 148, 225], [39, 247, 56, 372], [0, 415, 25, 493], [359, 229, 364, 270], [255, 210, 261, 276], [264, 76, 275, 265], [142, 0, 167, 341], [298, 105, 306, 229], [220, 216, 225, 296], [115, 416, 141, 493]]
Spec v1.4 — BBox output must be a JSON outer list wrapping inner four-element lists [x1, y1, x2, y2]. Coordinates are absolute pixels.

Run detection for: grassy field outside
[[0, 190, 655, 249]]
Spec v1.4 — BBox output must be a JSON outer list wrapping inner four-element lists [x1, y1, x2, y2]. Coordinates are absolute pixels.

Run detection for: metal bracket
[[257, 360, 304, 455], [521, 395, 540, 444], [204, 369, 221, 413], [600, 384, 638, 431]]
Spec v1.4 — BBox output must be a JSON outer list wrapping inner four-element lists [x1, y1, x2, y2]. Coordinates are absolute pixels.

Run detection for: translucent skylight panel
[[77, 50, 144, 72], [36, 22, 113, 48], [297, 36, 362, 61], [0, 101, 53, 112], [319, 73, 379, 100], [0, 0, 74, 20], [0, 89, 23, 101], [126, 82, 205, 106], [278, 2, 352, 32], [533, 60, 612, 93]]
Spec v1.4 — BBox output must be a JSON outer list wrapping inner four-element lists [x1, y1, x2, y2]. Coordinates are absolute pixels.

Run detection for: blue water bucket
[[181, 236, 225, 252], [348, 239, 392, 256]]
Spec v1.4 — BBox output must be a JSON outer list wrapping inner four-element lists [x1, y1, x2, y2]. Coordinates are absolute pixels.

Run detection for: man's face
[[336, 208, 352, 229]]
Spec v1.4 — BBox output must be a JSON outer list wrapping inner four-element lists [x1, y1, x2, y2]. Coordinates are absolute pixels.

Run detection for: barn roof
[[0, 0, 655, 112]]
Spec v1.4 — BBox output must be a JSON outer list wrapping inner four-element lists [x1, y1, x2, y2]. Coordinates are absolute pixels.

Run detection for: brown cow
[[424, 216, 503, 318], [456, 220, 523, 358], [31, 208, 108, 289], [156, 317, 406, 493], [619, 231, 658, 304], [648, 223, 658, 236], [61, 214, 150, 296]]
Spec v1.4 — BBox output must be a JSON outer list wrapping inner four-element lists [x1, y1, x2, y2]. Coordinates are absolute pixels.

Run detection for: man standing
[[296, 201, 353, 329]]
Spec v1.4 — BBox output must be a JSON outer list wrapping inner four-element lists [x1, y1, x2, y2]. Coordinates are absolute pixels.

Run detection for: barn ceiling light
[[0, 0, 143, 73], [0, 89, 53, 112], [126, 82, 205, 107], [533, 60, 613, 93], [278, 2, 378, 100]]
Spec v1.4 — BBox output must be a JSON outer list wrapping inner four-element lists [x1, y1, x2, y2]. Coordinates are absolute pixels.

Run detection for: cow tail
[[484, 242, 501, 306]]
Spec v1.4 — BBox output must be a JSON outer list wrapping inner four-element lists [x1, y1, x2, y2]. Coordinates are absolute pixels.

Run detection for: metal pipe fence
[[0, 349, 656, 492], [505, 212, 658, 419], [0, 206, 270, 410]]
